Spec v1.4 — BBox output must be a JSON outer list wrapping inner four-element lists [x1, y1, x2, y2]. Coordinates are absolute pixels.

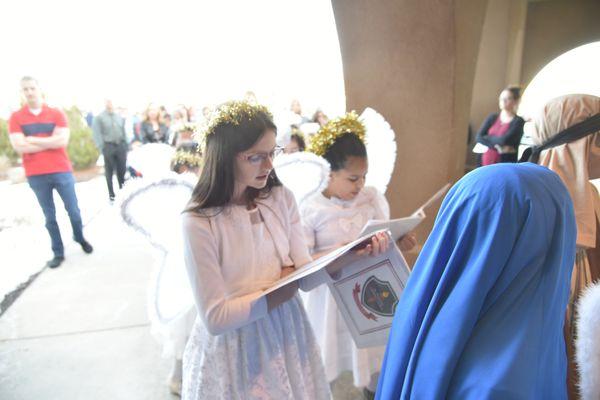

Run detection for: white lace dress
[[300, 186, 390, 388], [181, 187, 330, 399]]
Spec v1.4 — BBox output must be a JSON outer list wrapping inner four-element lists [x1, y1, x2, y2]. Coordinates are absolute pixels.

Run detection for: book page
[[359, 216, 424, 241], [472, 143, 488, 154], [359, 183, 450, 241], [260, 230, 388, 297]]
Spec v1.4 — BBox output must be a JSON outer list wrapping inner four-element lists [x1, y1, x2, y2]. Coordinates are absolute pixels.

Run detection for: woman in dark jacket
[[476, 86, 525, 165], [140, 103, 169, 144]]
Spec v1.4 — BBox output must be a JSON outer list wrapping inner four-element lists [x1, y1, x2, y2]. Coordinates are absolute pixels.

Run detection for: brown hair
[[504, 85, 521, 101], [186, 106, 280, 214], [143, 103, 163, 123]]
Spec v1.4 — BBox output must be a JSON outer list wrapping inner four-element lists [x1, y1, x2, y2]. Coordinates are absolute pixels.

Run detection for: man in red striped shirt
[[8, 76, 93, 269]]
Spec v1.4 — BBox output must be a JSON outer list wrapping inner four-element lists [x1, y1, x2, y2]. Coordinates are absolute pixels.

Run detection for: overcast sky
[[0, 0, 346, 117]]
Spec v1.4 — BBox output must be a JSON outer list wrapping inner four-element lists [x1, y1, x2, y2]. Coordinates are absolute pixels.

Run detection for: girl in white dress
[[300, 113, 416, 398], [180, 101, 388, 400]]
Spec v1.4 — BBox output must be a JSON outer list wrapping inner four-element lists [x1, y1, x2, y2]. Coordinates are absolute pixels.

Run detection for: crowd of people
[[5, 75, 600, 400], [88, 94, 330, 202]]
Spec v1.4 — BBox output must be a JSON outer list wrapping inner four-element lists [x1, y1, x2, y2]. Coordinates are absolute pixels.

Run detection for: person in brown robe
[[529, 93, 600, 399]]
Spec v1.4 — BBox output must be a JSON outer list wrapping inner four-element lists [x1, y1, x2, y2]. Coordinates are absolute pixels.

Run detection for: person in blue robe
[[376, 163, 577, 400]]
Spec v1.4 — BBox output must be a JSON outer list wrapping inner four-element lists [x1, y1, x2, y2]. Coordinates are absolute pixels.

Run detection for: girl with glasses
[[180, 101, 388, 399]]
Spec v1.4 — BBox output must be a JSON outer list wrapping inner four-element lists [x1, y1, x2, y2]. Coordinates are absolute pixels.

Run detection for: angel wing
[[117, 173, 196, 325], [274, 152, 330, 206], [361, 107, 397, 193], [118, 173, 194, 252]]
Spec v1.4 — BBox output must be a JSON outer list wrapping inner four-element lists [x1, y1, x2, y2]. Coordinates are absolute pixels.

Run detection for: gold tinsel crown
[[179, 122, 198, 133], [171, 149, 203, 168], [195, 100, 273, 145], [308, 111, 366, 156]]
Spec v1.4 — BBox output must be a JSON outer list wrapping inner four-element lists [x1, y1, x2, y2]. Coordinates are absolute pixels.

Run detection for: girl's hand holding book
[[352, 231, 390, 257]]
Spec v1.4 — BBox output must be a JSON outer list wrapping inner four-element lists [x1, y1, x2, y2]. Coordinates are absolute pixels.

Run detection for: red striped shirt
[[9, 105, 72, 176]]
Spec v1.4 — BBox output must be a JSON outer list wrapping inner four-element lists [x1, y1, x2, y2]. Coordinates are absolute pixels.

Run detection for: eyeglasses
[[242, 146, 283, 165]]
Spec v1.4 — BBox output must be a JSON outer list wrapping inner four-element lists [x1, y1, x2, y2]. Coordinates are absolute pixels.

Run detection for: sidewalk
[[0, 177, 177, 400]]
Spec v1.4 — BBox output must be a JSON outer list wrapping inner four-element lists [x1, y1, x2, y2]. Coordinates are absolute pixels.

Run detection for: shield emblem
[[361, 276, 399, 317]]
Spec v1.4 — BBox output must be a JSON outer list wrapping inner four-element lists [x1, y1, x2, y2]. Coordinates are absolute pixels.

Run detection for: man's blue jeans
[[28, 172, 85, 258]]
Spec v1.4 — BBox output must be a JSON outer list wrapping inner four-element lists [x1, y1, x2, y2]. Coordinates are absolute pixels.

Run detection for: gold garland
[[308, 111, 366, 156], [195, 100, 273, 145], [178, 122, 198, 133], [171, 149, 202, 168]]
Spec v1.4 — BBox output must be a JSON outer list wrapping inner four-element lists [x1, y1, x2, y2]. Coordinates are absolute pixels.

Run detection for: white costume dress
[[117, 157, 197, 362], [300, 186, 390, 388], [181, 186, 330, 400]]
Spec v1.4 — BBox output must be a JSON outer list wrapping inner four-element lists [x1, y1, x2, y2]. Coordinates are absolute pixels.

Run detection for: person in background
[[201, 106, 212, 123], [85, 110, 94, 127], [140, 103, 169, 144], [169, 108, 190, 146], [171, 142, 202, 175], [185, 105, 196, 123], [527, 94, 600, 399], [475, 86, 525, 166], [163, 113, 172, 131], [290, 98, 311, 126], [7, 76, 93, 269], [283, 130, 306, 154], [312, 109, 329, 127], [92, 99, 129, 201]]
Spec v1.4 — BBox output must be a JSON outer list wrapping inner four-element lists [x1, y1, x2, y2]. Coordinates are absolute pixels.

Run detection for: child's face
[[284, 138, 300, 154], [234, 130, 278, 192], [326, 156, 368, 201]]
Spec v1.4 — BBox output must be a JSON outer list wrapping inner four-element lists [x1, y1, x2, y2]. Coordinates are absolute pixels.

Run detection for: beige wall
[[331, 0, 488, 257], [521, 0, 600, 87]]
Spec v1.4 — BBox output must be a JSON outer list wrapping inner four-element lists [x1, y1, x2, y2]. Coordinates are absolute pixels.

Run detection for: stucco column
[[331, 0, 488, 255]]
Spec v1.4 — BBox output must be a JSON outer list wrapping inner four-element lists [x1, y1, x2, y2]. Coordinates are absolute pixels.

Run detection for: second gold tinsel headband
[[308, 111, 366, 156], [171, 149, 202, 168]]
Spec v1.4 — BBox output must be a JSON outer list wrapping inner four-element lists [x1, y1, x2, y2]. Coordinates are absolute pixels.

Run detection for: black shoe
[[363, 388, 375, 400], [79, 240, 94, 254], [46, 256, 65, 269]]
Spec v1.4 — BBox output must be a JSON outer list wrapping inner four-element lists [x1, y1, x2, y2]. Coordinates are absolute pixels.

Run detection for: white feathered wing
[[274, 152, 330, 207], [361, 107, 397, 194], [118, 173, 197, 358]]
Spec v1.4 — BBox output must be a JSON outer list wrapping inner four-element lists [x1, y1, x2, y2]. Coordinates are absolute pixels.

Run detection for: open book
[[261, 229, 391, 297], [359, 183, 451, 241], [259, 184, 450, 347], [261, 229, 411, 348]]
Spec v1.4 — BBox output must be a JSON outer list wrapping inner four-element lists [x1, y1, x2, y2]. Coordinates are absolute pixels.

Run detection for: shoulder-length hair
[[186, 108, 281, 214]]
